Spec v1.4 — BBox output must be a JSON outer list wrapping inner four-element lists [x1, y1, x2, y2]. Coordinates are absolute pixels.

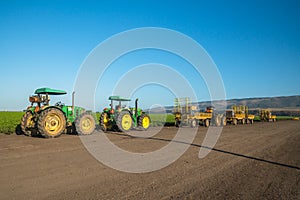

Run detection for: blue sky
[[0, 0, 299, 111]]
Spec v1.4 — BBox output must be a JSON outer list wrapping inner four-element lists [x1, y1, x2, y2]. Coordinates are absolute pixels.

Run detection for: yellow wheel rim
[[121, 114, 132, 131], [44, 113, 63, 136], [142, 116, 150, 129], [82, 117, 93, 132]]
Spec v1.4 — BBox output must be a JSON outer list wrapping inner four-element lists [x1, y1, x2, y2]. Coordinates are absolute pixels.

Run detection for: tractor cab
[[205, 106, 214, 113], [107, 95, 131, 114], [226, 109, 235, 118], [28, 88, 67, 110]]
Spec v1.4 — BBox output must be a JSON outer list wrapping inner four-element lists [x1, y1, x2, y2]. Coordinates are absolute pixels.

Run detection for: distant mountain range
[[199, 95, 300, 110], [150, 95, 300, 116]]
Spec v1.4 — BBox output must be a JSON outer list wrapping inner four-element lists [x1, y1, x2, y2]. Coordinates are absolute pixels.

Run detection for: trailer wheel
[[241, 118, 245, 125], [216, 115, 222, 127], [204, 119, 210, 127], [190, 119, 197, 128], [221, 116, 227, 126], [233, 118, 237, 125], [175, 119, 181, 127]]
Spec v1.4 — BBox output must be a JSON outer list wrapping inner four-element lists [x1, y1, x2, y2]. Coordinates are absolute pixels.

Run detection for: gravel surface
[[0, 120, 299, 199]]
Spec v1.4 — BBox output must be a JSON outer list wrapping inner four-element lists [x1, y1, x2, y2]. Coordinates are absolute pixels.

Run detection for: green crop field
[[254, 115, 296, 121], [149, 114, 175, 126], [276, 116, 296, 120], [0, 111, 24, 134], [148, 114, 174, 122]]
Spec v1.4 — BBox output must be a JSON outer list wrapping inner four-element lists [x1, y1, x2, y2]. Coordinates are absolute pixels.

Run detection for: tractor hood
[[34, 88, 67, 95]]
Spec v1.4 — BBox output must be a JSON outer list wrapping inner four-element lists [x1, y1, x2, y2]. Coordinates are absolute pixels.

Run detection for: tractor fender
[[39, 105, 61, 111], [25, 108, 35, 114], [38, 106, 67, 120], [127, 110, 134, 117]]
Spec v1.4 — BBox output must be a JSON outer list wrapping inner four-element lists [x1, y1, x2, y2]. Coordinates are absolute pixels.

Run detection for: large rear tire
[[21, 111, 37, 136], [138, 114, 151, 130], [37, 108, 66, 138], [116, 111, 133, 132], [75, 112, 96, 135]]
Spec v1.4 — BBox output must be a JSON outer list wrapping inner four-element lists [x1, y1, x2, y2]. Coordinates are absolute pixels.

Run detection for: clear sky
[[0, 0, 299, 111]]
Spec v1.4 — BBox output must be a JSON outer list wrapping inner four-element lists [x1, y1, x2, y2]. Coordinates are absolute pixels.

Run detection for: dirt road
[[1, 120, 299, 199]]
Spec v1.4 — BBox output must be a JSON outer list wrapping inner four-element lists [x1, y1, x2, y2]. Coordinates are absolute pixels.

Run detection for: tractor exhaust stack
[[135, 98, 138, 119], [72, 91, 75, 115]]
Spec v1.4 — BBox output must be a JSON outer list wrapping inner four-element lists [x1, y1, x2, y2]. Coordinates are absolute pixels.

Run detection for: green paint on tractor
[[21, 87, 96, 138], [99, 96, 151, 132]]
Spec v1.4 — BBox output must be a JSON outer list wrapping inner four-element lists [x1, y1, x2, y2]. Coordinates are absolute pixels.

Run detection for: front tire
[[75, 112, 96, 135], [138, 114, 151, 130], [21, 111, 37, 136], [37, 108, 66, 138]]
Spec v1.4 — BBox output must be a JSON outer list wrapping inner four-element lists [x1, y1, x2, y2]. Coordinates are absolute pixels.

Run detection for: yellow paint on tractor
[[259, 109, 277, 122], [225, 105, 254, 125], [121, 114, 132, 131], [193, 112, 212, 120], [173, 97, 213, 127], [142, 116, 150, 129]]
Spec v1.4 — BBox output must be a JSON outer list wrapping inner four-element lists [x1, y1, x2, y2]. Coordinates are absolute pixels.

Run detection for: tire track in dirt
[[0, 120, 299, 199]]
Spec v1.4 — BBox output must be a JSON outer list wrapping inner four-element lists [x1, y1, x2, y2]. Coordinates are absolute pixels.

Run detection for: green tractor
[[99, 96, 151, 132], [21, 87, 96, 138]]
